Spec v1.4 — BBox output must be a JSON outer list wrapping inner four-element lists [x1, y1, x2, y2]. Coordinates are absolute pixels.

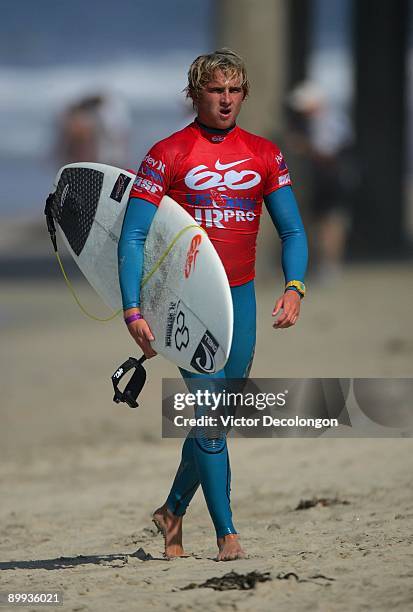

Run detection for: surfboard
[[48, 162, 233, 374]]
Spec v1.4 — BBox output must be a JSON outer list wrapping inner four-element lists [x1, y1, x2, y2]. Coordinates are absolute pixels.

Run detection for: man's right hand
[[124, 309, 157, 358]]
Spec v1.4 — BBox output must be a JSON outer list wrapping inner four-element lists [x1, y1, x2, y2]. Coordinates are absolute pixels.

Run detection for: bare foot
[[216, 534, 246, 561], [152, 504, 188, 559]]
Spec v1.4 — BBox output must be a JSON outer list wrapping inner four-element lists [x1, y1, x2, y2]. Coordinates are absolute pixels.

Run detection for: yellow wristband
[[285, 280, 306, 298]]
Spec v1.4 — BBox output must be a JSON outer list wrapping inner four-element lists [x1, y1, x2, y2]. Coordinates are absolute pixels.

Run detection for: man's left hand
[[272, 290, 301, 329]]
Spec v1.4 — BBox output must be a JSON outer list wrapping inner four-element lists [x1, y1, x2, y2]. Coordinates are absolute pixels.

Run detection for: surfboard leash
[[45, 193, 208, 323]]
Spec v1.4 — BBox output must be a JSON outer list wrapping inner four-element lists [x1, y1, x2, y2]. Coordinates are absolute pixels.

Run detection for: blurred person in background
[[285, 81, 357, 284], [118, 49, 308, 561], [56, 93, 131, 167]]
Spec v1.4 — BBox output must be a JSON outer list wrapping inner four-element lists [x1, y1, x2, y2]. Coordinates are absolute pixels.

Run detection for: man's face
[[196, 69, 245, 130]]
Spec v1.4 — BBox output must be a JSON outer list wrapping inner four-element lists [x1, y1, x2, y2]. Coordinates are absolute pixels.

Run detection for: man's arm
[[264, 186, 308, 328], [118, 197, 158, 356]]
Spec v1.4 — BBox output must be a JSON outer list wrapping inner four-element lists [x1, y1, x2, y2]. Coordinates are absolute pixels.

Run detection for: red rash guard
[[130, 121, 291, 286]]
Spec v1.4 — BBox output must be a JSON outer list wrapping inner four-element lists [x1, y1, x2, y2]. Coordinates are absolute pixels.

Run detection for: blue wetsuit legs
[[165, 280, 256, 537]]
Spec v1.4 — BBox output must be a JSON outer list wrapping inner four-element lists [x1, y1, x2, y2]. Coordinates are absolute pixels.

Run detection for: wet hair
[[185, 48, 249, 107]]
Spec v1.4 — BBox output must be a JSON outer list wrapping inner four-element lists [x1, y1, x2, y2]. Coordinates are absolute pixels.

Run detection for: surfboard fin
[[45, 192, 58, 252], [111, 356, 147, 409]]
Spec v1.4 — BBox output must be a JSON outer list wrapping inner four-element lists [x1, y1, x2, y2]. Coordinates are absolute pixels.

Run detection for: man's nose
[[221, 90, 231, 105]]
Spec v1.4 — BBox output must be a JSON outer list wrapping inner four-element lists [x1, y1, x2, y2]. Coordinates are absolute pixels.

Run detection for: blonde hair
[[186, 48, 249, 107]]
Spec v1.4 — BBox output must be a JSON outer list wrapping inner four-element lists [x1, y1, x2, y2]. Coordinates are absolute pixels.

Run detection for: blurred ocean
[[0, 0, 212, 220], [1, 0, 412, 223]]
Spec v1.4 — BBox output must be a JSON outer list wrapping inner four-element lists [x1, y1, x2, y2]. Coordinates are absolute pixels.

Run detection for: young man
[[118, 49, 308, 561]]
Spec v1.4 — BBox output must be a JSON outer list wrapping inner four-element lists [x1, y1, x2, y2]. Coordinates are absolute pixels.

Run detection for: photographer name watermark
[[173, 413, 338, 430]]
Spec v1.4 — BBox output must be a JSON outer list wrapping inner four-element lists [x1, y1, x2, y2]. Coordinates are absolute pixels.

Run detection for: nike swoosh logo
[[215, 158, 251, 171]]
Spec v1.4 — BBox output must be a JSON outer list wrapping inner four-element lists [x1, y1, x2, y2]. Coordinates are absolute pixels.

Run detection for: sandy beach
[[1, 257, 413, 611]]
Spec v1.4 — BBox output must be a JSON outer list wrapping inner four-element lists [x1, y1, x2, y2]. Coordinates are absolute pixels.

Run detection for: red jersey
[[130, 121, 291, 286]]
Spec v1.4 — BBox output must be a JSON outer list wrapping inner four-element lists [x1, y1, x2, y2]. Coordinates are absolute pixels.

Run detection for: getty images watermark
[[161, 378, 413, 438]]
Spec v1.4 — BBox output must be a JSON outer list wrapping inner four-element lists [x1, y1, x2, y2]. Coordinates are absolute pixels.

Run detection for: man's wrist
[[123, 307, 144, 326], [285, 280, 306, 298], [124, 312, 144, 325]]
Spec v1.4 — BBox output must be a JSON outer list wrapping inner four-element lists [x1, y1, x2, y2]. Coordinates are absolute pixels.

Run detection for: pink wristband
[[124, 313, 144, 325]]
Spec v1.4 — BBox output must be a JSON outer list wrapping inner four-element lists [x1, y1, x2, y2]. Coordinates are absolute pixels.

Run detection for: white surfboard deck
[[50, 162, 233, 374]]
